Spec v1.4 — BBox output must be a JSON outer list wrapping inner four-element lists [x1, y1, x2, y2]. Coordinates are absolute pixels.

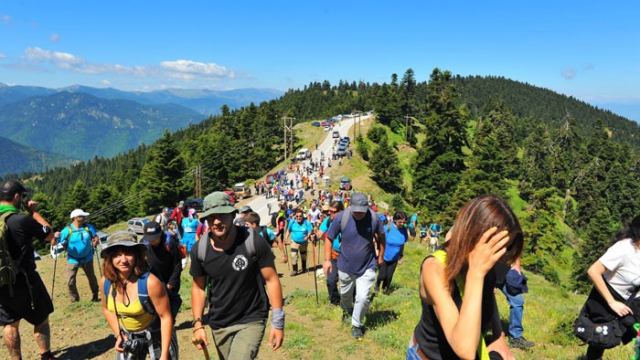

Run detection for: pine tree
[[58, 180, 90, 226], [572, 207, 619, 292], [519, 124, 554, 200], [136, 131, 188, 215], [369, 137, 403, 193], [413, 69, 468, 215]]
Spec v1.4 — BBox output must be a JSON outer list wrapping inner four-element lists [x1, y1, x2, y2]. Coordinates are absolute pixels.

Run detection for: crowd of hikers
[[2, 161, 640, 359]]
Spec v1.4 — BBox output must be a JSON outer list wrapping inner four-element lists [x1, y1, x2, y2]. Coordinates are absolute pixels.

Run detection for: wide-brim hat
[[100, 231, 145, 258], [200, 191, 237, 221]]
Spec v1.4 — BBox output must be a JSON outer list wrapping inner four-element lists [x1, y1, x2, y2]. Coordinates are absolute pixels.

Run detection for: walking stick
[[191, 338, 211, 360], [94, 245, 102, 277], [50, 243, 58, 298]]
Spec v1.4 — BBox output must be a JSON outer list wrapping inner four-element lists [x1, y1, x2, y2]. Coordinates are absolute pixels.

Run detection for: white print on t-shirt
[[232, 254, 249, 271]]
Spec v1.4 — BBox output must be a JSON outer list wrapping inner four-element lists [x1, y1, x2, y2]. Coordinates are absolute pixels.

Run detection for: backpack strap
[[137, 272, 156, 316], [340, 208, 352, 232], [103, 278, 112, 299], [197, 232, 209, 265], [244, 228, 257, 261]]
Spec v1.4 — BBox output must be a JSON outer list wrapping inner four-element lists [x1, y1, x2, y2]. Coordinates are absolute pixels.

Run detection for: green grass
[[285, 242, 635, 359]]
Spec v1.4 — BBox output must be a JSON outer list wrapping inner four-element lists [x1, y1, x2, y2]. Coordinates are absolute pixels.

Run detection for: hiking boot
[[91, 294, 100, 302], [508, 336, 535, 349], [40, 350, 58, 360], [351, 326, 364, 340]]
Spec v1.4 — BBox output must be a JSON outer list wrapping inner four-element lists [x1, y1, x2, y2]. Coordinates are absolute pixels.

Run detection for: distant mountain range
[[0, 83, 283, 174], [0, 83, 283, 115], [0, 135, 74, 175]]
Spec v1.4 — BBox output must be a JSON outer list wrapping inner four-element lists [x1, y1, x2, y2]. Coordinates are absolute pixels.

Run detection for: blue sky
[[0, 1, 639, 119]]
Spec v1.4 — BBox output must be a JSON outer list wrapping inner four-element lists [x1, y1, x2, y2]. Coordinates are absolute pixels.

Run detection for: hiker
[[318, 201, 344, 306], [307, 202, 322, 228], [428, 220, 442, 252], [323, 192, 385, 340], [100, 231, 177, 360], [56, 209, 100, 303], [419, 222, 428, 244], [580, 215, 640, 360], [408, 211, 419, 240], [180, 208, 199, 263], [286, 208, 313, 276], [0, 180, 57, 360], [375, 211, 408, 295], [142, 221, 183, 321], [155, 208, 170, 231], [275, 203, 288, 264], [234, 206, 253, 227], [495, 257, 534, 350], [407, 195, 521, 360], [190, 192, 285, 359], [169, 201, 186, 236], [245, 212, 277, 247]]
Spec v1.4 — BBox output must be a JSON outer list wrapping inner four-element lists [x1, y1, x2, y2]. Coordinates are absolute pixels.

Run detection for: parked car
[[320, 121, 329, 127], [127, 217, 150, 235], [341, 136, 350, 143], [185, 198, 203, 212], [332, 130, 340, 138], [234, 182, 252, 200], [311, 121, 321, 127], [296, 148, 311, 160]]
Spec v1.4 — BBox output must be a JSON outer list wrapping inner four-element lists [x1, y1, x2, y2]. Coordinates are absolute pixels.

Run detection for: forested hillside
[[11, 69, 640, 291], [0, 136, 74, 175]]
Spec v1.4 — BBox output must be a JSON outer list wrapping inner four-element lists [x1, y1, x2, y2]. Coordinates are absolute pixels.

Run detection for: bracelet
[[192, 326, 206, 333], [191, 317, 203, 326], [271, 308, 285, 330]]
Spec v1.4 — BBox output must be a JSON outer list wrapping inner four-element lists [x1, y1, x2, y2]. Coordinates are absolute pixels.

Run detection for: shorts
[[0, 271, 54, 326]]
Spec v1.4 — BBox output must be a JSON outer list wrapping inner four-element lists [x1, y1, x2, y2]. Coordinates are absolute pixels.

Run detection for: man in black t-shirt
[[190, 192, 284, 360], [0, 180, 57, 360]]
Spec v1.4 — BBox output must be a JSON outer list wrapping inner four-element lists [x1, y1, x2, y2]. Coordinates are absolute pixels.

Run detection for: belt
[[411, 336, 430, 360]]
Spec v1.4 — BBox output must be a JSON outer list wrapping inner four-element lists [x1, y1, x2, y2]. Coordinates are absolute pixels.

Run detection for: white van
[[297, 148, 311, 160]]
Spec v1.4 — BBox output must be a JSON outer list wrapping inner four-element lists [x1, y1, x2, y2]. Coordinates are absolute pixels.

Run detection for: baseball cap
[[0, 180, 29, 196], [142, 221, 163, 243], [239, 205, 253, 213], [70, 209, 90, 219], [350, 192, 369, 213]]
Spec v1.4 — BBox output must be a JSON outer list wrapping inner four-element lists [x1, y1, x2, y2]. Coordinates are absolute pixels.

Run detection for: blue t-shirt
[[429, 223, 442, 235], [383, 223, 408, 262], [260, 226, 277, 243], [181, 217, 199, 234], [288, 219, 312, 244], [319, 217, 341, 252], [325, 210, 384, 276], [408, 213, 418, 230], [59, 223, 97, 265]]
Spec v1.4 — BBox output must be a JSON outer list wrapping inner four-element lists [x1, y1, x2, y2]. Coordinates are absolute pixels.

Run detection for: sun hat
[[100, 231, 144, 258], [70, 209, 90, 219], [200, 191, 237, 221]]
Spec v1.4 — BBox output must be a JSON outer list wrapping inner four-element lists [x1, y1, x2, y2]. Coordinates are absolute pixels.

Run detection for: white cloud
[[561, 68, 576, 80], [160, 59, 235, 79], [0, 52, 6, 59], [50, 33, 60, 43], [100, 79, 112, 86], [1, 15, 10, 25], [25, 47, 83, 68]]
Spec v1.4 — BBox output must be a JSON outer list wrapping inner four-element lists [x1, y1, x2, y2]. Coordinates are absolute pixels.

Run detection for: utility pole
[[283, 116, 295, 161]]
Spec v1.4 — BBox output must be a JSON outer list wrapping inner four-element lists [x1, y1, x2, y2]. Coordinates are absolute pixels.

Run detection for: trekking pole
[[50, 243, 58, 298], [94, 245, 102, 277]]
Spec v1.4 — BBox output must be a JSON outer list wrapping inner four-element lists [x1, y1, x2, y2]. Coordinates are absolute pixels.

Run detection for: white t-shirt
[[600, 238, 640, 299], [308, 208, 322, 223]]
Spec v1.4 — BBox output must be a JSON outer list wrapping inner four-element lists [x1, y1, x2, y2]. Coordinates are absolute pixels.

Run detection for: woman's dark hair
[[615, 215, 640, 245], [103, 246, 149, 283], [446, 195, 524, 283], [330, 200, 344, 212], [393, 211, 407, 221]]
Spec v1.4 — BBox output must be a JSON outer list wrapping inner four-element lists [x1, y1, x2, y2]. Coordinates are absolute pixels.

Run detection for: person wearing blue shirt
[[245, 212, 277, 246], [286, 208, 313, 276], [428, 221, 442, 251], [56, 208, 100, 302], [408, 211, 419, 240], [318, 201, 344, 305], [375, 211, 408, 295]]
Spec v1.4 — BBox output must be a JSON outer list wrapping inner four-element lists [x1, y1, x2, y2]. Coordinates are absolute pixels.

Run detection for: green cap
[[200, 191, 237, 220], [100, 231, 145, 258]]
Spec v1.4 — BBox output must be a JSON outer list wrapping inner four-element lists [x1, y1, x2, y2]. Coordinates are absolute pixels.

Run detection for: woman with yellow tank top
[[99, 231, 176, 360]]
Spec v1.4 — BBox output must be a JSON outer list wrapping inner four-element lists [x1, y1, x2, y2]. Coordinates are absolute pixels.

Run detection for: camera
[[121, 337, 148, 358]]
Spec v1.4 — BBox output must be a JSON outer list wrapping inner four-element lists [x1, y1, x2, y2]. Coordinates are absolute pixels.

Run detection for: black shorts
[[0, 271, 54, 326]]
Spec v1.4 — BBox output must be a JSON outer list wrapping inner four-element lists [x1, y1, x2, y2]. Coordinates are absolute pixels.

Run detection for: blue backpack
[[103, 272, 156, 316]]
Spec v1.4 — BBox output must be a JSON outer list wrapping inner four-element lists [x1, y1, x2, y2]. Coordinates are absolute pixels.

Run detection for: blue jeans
[[406, 337, 422, 360], [501, 285, 524, 339]]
